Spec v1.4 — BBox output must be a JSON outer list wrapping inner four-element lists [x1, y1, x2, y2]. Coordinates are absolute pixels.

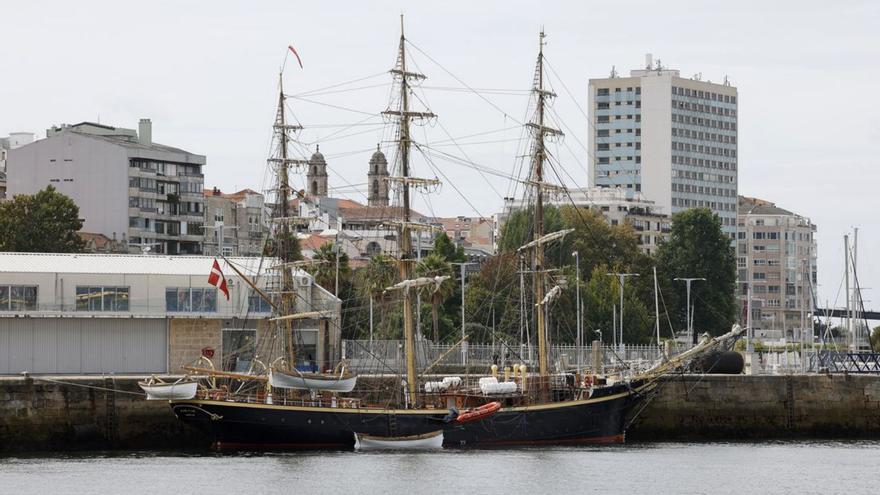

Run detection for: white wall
[[639, 74, 673, 214], [7, 133, 129, 238]]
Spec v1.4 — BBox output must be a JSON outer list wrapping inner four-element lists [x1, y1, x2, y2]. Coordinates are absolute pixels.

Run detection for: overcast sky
[[2, 0, 878, 315]]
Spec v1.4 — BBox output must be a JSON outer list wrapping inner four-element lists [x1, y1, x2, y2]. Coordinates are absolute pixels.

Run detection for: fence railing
[[341, 340, 687, 374]]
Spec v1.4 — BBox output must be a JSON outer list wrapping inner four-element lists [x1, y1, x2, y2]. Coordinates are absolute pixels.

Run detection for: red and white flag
[[208, 259, 230, 300]]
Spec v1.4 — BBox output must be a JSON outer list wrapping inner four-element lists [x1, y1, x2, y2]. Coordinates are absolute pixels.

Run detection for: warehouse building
[[0, 253, 340, 375]]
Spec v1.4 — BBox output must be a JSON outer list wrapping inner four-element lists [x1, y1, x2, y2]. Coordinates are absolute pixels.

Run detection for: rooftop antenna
[[723, 75, 731, 86], [610, 65, 618, 78]]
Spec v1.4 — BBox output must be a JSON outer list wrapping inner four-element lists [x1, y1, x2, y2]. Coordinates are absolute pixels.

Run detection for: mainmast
[[532, 31, 552, 377], [382, 16, 436, 406]]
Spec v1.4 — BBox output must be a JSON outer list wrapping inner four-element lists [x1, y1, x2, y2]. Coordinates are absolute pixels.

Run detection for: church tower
[[307, 145, 328, 197], [367, 144, 389, 207]]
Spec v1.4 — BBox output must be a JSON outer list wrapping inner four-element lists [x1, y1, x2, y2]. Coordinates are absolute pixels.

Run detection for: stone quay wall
[[629, 374, 880, 440]]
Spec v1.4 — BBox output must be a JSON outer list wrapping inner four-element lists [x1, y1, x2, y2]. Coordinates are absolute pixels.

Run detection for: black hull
[[171, 382, 651, 450]]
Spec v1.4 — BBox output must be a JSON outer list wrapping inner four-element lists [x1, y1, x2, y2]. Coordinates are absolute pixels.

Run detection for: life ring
[[455, 401, 502, 424], [583, 375, 593, 388]]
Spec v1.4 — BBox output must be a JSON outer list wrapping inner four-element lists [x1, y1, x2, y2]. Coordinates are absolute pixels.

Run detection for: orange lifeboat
[[455, 401, 502, 424]]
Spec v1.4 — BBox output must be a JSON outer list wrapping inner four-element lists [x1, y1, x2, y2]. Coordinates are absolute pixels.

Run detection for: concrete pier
[[2, 373, 880, 453]]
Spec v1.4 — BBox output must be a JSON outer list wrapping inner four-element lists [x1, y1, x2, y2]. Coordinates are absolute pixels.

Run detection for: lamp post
[[573, 251, 581, 369], [608, 272, 639, 352], [675, 277, 705, 346], [451, 261, 476, 367]]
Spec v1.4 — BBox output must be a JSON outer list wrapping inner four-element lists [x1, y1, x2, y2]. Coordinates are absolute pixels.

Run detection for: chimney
[[213, 187, 220, 196], [138, 118, 152, 146]]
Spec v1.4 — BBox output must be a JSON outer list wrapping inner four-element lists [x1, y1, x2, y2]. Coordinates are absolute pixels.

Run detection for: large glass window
[[0, 285, 38, 311], [166, 288, 217, 313], [75, 286, 129, 311], [222, 329, 257, 372], [248, 291, 273, 313]]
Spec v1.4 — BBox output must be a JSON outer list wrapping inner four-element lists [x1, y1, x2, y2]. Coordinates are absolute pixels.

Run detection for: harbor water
[[1, 441, 877, 494]]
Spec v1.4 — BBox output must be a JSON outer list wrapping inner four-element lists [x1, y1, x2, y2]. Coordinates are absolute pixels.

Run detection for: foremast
[[382, 16, 437, 406], [270, 73, 308, 369]]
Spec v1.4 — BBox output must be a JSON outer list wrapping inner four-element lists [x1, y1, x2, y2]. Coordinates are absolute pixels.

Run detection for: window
[[597, 116, 609, 123], [597, 129, 609, 137], [166, 288, 217, 312], [222, 328, 257, 372], [753, 272, 766, 280], [76, 286, 130, 311], [597, 88, 609, 96], [0, 285, 38, 311]]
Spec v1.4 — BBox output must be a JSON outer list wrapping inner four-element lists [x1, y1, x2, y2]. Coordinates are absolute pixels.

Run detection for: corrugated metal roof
[[0, 252, 281, 276]]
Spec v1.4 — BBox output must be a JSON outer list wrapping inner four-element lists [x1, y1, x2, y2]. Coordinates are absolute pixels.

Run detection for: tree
[[264, 231, 302, 262], [497, 205, 565, 253], [871, 325, 880, 351], [310, 242, 350, 294], [354, 254, 398, 338], [433, 232, 465, 262], [416, 254, 455, 342], [583, 265, 652, 344], [0, 186, 85, 253], [656, 208, 737, 337]]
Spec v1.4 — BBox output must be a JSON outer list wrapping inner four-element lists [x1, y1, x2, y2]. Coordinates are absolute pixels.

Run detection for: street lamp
[[573, 251, 581, 369], [608, 272, 639, 351], [674, 277, 705, 345]]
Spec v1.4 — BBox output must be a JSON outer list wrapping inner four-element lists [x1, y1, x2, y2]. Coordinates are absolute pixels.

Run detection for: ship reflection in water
[[1, 442, 879, 494]]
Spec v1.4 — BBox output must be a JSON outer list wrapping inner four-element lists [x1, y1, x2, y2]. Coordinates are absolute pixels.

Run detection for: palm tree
[[416, 253, 455, 342], [310, 241, 350, 294], [355, 254, 397, 338]]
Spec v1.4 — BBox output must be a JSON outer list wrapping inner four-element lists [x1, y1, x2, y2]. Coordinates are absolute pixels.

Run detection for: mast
[[532, 31, 550, 377], [272, 73, 304, 369], [382, 16, 436, 406]]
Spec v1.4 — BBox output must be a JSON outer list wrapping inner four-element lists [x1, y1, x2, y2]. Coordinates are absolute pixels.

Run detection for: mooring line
[[26, 376, 146, 397]]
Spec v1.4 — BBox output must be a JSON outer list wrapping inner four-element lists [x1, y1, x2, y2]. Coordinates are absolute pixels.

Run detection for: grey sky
[[2, 0, 878, 315]]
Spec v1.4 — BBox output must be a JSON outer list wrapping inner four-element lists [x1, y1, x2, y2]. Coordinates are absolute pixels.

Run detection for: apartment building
[[0, 132, 35, 200], [7, 120, 205, 254], [737, 196, 817, 341], [203, 187, 268, 257], [588, 55, 738, 237]]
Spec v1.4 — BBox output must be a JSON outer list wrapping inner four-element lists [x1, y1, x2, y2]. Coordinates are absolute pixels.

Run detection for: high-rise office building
[[588, 55, 738, 237]]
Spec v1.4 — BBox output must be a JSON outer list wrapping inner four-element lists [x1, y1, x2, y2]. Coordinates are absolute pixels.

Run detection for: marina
[[2, 1, 880, 493]]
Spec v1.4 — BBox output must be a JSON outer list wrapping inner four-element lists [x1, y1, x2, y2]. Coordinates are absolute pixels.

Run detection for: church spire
[[367, 144, 389, 207], [307, 145, 328, 197]]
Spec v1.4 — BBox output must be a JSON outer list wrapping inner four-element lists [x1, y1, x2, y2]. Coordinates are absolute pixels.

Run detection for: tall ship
[[166, 19, 741, 450]]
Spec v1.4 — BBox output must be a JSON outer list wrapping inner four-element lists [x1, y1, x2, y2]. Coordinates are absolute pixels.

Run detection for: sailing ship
[[168, 19, 741, 450]]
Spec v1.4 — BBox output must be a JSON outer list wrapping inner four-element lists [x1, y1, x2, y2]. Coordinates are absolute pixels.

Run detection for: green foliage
[[264, 231, 302, 262], [656, 208, 737, 337], [433, 232, 465, 262], [871, 325, 880, 351], [0, 186, 85, 253], [416, 254, 455, 342], [464, 252, 521, 343], [583, 265, 653, 344], [497, 206, 565, 253], [310, 242, 350, 294]]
